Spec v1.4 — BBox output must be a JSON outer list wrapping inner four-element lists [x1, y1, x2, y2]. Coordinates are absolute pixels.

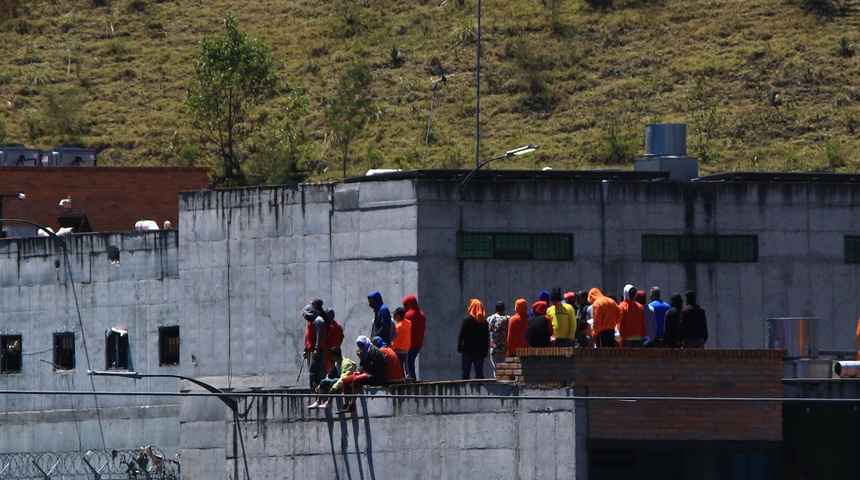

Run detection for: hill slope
[[1, 0, 859, 181]]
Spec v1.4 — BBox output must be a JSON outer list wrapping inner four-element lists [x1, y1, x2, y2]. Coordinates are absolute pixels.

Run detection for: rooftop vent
[[633, 123, 698, 181]]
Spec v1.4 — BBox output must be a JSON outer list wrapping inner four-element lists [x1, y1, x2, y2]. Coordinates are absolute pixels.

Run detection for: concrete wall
[[414, 177, 860, 381], [0, 231, 180, 454], [180, 383, 587, 480]]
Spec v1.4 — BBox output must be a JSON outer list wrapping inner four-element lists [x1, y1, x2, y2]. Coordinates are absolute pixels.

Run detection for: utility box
[[50, 146, 97, 167], [0, 144, 41, 166]]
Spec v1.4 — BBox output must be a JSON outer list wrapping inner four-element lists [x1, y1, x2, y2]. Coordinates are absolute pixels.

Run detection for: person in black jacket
[[663, 292, 684, 348], [679, 290, 709, 348], [338, 335, 386, 414], [457, 299, 489, 379], [527, 300, 553, 347]]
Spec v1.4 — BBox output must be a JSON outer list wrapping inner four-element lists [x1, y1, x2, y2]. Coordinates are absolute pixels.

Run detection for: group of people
[[302, 291, 427, 414], [457, 286, 709, 380]]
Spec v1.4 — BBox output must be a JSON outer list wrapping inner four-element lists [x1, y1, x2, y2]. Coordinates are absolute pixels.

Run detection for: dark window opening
[[457, 232, 573, 261], [845, 236, 860, 263], [1, 335, 23, 373], [158, 326, 180, 366], [642, 235, 758, 262], [106, 329, 130, 370], [53, 332, 75, 371]]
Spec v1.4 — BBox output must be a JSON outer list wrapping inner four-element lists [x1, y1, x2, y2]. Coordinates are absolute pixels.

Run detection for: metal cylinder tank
[[834, 361, 860, 378], [644, 123, 687, 157], [765, 317, 818, 358]]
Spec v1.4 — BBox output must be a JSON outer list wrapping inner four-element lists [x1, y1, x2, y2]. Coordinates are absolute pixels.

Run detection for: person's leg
[[397, 351, 408, 378], [474, 355, 485, 379], [461, 353, 471, 380], [407, 347, 420, 380]]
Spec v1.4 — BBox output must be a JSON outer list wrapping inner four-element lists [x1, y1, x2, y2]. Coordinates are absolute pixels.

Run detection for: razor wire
[[0, 447, 178, 480]]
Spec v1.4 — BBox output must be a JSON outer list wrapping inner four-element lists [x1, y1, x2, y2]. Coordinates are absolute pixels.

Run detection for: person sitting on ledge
[[338, 336, 386, 415]]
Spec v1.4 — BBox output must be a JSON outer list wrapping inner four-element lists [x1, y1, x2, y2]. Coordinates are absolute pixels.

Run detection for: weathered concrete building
[[2, 169, 860, 478]]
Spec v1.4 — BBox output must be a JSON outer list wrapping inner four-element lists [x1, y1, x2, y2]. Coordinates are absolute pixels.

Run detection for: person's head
[[634, 290, 647, 306], [550, 288, 563, 303], [325, 308, 335, 321], [576, 290, 589, 306], [650, 286, 662, 300], [670, 292, 683, 309], [685, 290, 697, 305], [301, 304, 317, 322], [393, 307, 406, 321], [532, 301, 548, 316], [539, 290, 550, 304], [331, 346, 343, 361], [356, 335, 371, 357], [367, 291, 383, 311], [564, 292, 576, 304], [468, 299, 486, 323], [311, 298, 324, 310], [624, 284, 636, 302], [494, 301, 506, 314]]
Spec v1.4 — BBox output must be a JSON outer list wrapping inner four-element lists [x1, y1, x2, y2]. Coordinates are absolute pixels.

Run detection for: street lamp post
[[459, 145, 539, 193], [88, 370, 251, 480]]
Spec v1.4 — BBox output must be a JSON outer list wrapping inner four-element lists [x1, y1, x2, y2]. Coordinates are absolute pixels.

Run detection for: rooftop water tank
[[644, 123, 687, 157]]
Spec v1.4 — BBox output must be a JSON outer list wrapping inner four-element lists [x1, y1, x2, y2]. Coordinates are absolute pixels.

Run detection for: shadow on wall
[[323, 397, 376, 480]]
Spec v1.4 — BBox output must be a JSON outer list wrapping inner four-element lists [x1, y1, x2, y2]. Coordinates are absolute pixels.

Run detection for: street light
[[459, 145, 539, 193], [88, 370, 251, 480], [0, 192, 25, 238]]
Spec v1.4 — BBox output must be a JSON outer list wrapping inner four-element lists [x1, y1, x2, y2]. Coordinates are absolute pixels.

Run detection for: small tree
[[248, 87, 314, 185], [325, 62, 374, 178], [186, 14, 277, 185]]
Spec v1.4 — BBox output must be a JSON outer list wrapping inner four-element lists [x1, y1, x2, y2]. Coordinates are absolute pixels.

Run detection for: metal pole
[[475, 0, 481, 167]]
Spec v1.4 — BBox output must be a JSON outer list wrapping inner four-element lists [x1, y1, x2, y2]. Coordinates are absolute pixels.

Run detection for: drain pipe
[[834, 361, 860, 378]]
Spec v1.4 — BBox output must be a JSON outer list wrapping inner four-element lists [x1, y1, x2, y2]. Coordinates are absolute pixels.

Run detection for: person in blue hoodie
[[368, 291, 394, 346]]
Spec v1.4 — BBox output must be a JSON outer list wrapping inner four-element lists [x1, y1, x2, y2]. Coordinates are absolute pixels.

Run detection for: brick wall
[[497, 348, 784, 442], [0, 166, 209, 233]]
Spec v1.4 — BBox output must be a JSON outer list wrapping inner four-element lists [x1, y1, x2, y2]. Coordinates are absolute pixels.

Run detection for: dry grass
[[1, 0, 860, 180]]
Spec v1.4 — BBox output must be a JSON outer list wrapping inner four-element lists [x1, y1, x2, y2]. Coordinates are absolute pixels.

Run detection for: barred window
[[642, 235, 757, 262], [458, 233, 573, 261], [158, 326, 180, 366], [846, 236, 860, 264], [1, 335, 22, 373], [106, 328, 130, 370], [53, 332, 75, 371]]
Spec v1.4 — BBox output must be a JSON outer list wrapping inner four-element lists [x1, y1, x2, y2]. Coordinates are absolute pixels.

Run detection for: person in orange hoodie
[[507, 299, 530, 357], [588, 287, 622, 348]]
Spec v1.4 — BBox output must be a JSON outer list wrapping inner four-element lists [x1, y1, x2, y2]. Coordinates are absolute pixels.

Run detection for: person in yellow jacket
[[588, 287, 623, 348], [311, 347, 357, 410], [547, 288, 575, 346]]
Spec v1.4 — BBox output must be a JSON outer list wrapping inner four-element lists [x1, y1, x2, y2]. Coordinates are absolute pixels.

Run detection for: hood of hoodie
[[539, 290, 550, 303], [402, 294, 420, 312], [301, 304, 317, 321], [532, 301, 548, 316], [356, 335, 371, 356], [623, 284, 636, 302], [588, 287, 604, 304], [515, 299, 528, 317], [670, 292, 683, 309], [468, 299, 486, 323], [634, 290, 647, 305], [368, 291, 384, 311]]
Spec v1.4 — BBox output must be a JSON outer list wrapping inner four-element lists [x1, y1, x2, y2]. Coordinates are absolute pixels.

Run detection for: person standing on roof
[[649, 286, 671, 347], [679, 290, 708, 348], [391, 307, 412, 378], [507, 298, 530, 357], [588, 287, 622, 348], [302, 301, 328, 389], [487, 301, 510, 378], [402, 294, 426, 380], [368, 291, 394, 346], [457, 299, 489, 379], [548, 288, 574, 347], [619, 285, 647, 348], [527, 301, 553, 347], [663, 292, 684, 348]]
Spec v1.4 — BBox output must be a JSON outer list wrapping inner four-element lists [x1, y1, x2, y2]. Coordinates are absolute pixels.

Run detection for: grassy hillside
[[1, 0, 859, 182]]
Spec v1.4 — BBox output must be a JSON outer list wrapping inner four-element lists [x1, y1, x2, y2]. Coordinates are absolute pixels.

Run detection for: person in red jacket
[[403, 294, 426, 380], [373, 336, 405, 381], [619, 284, 647, 348], [507, 298, 530, 357]]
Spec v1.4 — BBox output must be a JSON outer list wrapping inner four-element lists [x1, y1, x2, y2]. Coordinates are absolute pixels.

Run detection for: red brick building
[[0, 166, 209, 236]]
